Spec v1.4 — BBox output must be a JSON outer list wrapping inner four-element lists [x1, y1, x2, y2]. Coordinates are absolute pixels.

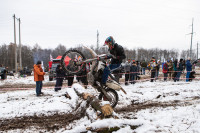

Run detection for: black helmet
[[36, 60, 41, 65]]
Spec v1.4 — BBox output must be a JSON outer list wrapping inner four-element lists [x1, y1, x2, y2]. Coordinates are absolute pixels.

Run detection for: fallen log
[[72, 88, 114, 118]]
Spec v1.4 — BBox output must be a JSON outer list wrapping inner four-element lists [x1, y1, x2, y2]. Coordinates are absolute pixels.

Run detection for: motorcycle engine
[[87, 72, 94, 85]]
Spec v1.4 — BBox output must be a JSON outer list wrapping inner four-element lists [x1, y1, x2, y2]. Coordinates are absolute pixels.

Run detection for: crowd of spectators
[[123, 57, 197, 85], [2, 56, 197, 97]]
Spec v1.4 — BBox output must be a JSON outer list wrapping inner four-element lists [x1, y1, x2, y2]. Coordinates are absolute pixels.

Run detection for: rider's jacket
[[109, 43, 126, 64]]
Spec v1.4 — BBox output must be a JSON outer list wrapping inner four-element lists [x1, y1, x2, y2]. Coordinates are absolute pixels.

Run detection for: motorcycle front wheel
[[98, 88, 119, 108], [61, 49, 86, 75]]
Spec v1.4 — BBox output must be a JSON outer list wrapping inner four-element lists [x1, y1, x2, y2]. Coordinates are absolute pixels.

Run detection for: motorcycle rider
[[101, 36, 126, 86]]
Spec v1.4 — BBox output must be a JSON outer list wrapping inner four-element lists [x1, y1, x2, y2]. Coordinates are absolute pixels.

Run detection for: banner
[[50, 54, 53, 61]]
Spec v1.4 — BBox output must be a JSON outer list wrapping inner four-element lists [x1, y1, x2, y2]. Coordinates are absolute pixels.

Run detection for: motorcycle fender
[[106, 80, 127, 94], [106, 81, 121, 91]]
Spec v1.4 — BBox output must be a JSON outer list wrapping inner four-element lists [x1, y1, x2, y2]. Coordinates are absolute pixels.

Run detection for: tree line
[[0, 43, 197, 71]]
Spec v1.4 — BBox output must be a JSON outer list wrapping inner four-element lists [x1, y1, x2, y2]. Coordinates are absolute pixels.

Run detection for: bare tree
[[0, 44, 8, 67], [7, 43, 15, 70], [21, 45, 34, 68], [0, 42, 195, 71], [180, 50, 189, 60], [52, 44, 67, 57]]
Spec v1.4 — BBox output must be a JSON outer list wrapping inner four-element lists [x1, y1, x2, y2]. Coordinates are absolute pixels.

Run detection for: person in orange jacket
[[34, 61, 45, 96]]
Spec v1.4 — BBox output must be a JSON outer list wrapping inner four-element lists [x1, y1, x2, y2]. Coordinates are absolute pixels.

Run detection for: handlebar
[[76, 54, 109, 65]]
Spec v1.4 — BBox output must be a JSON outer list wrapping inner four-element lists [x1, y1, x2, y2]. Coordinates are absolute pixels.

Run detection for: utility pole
[[97, 30, 99, 54], [17, 18, 22, 70], [13, 14, 17, 73], [190, 18, 194, 59]]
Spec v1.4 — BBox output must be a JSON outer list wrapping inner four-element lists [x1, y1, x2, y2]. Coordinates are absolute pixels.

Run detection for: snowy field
[[0, 75, 200, 133], [0, 75, 55, 88]]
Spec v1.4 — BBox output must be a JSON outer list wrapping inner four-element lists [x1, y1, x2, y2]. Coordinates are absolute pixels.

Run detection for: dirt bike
[[61, 48, 126, 108]]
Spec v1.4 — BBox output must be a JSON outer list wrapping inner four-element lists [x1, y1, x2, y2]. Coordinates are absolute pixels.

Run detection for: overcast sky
[[0, 0, 200, 51]]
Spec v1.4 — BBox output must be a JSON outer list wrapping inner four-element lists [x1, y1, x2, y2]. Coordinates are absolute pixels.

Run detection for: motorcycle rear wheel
[[98, 88, 119, 108]]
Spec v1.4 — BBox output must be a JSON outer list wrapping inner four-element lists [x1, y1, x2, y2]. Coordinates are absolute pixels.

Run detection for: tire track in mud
[[115, 96, 200, 113], [0, 83, 55, 89], [0, 103, 87, 132], [1, 97, 199, 132]]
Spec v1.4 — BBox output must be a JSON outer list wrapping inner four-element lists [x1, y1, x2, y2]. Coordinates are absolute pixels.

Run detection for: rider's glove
[[97, 56, 101, 60], [106, 54, 113, 59], [113, 56, 117, 59]]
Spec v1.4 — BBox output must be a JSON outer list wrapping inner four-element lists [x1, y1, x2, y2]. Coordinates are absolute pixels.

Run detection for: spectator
[[163, 61, 168, 81], [182, 59, 186, 74], [136, 61, 140, 80], [172, 59, 178, 80], [150, 57, 157, 82], [174, 58, 184, 82], [156, 60, 161, 79], [66, 60, 75, 87], [168, 60, 174, 80], [79, 63, 89, 88], [1, 66, 8, 80], [186, 58, 192, 82], [4, 67, 8, 79], [147, 62, 151, 74], [124, 59, 131, 85], [34, 61, 45, 96], [54, 64, 66, 91], [130, 60, 137, 84], [67, 74, 74, 87], [141, 60, 147, 75]]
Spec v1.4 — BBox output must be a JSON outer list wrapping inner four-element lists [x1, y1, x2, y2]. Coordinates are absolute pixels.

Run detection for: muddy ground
[[0, 72, 199, 132], [0, 82, 55, 89], [1, 96, 199, 132]]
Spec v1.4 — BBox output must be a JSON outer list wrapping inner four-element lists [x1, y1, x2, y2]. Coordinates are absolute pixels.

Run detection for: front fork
[[100, 87, 112, 102], [95, 84, 112, 102]]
